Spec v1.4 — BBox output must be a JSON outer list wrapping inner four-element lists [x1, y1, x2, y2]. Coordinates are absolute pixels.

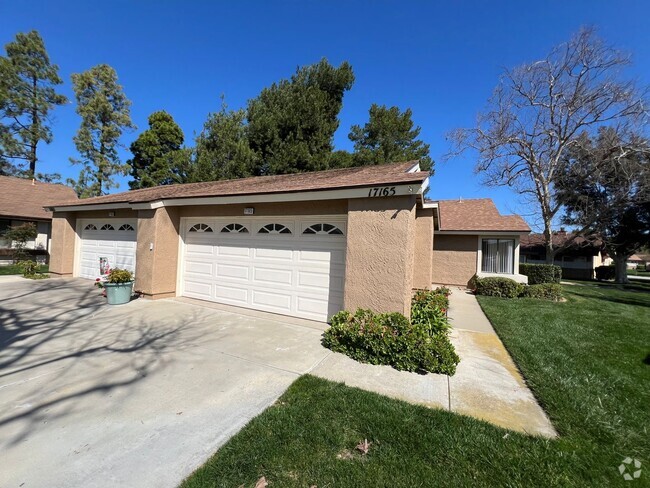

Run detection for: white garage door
[[181, 217, 346, 322], [77, 219, 137, 279]]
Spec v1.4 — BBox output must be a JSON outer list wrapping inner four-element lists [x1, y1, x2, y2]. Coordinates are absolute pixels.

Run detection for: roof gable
[[433, 198, 530, 233]]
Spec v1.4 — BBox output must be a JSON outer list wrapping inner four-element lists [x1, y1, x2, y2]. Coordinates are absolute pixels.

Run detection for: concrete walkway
[[312, 286, 556, 438]]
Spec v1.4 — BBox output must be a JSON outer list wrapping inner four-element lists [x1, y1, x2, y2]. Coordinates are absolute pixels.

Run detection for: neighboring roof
[[50, 161, 428, 209], [628, 254, 650, 262], [520, 233, 603, 255], [0, 176, 78, 221], [432, 198, 530, 233]]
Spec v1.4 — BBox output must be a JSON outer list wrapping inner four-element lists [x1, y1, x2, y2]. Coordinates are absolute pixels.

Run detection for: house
[[627, 254, 649, 270], [46, 162, 530, 322], [519, 232, 608, 280], [429, 198, 530, 286], [0, 176, 77, 265]]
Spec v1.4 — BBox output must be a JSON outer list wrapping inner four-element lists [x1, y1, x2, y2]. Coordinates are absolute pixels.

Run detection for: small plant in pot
[[96, 268, 134, 305]]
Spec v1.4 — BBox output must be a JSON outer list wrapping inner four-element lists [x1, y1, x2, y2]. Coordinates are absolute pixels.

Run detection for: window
[[481, 239, 514, 274], [303, 223, 343, 235], [258, 223, 291, 234], [189, 223, 213, 233], [84, 224, 97, 231], [100, 224, 115, 231], [118, 224, 135, 231], [221, 223, 249, 233]]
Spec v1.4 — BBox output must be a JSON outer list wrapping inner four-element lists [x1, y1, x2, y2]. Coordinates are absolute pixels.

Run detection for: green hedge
[[595, 265, 615, 281], [322, 289, 459, 375], [475, 277, 524, 298], [519, 263, 562, 284], [520, 283, 563, 301]]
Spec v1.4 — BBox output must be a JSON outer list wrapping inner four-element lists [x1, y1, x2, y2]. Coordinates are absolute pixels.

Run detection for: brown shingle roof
[[50, 161, 428, 208], [0, 176, 78, 220], [520, 233, 603, 255], [434, 198, 530, 232]]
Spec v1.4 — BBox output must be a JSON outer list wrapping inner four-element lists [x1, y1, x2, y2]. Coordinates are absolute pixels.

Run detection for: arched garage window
[[258, 223, 291, 234], [189, 223, 213, 233], [221, 223, 249, 233], [118, 224, 135, 231], [84, 224, 97, 231], [100, 224, 115, 231], [303, 223, 343, 235]]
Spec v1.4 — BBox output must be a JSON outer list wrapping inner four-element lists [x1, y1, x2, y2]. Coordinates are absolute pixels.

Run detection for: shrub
[[520, 263, 562, 284], [520, 283, 563, 301], [411, 290, 450, 335], [322, 289, 460, 375], [468, 274, 480, 291], [17, 260, 38, 277], [595, 265, 615, 281], [474, 277, 524, 298], [106, 268, 134, 283], [3, 223, 38, 262]]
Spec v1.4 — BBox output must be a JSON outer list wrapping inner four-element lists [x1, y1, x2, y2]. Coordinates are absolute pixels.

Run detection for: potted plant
[[96, 268, 134, 305]]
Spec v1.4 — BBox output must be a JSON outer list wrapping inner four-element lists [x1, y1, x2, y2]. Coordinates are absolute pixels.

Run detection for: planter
[[104, 281, 134, 305]]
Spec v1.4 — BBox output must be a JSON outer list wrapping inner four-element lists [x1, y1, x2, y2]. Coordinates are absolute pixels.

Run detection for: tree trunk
[[543, 222, 555, 264], [613, 255, 629, 284], [29, 75, 38, 179]]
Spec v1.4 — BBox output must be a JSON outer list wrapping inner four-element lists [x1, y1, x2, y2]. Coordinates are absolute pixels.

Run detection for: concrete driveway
[[0, 277, 330, 488]]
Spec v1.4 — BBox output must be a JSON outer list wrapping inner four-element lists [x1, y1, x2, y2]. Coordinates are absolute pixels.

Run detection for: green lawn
[[0, 264, 49, 275], [181, 283, 649, 487]]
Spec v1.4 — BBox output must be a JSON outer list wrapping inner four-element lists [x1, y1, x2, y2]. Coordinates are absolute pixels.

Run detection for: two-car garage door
[[181, 217, 346, 322]]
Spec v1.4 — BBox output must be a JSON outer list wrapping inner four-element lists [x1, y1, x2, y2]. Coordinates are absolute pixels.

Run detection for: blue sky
[[2, 1, 649, 228]]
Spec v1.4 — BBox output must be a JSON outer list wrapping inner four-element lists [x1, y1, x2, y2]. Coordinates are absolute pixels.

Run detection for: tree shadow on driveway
[[0, 279, 205, 448]]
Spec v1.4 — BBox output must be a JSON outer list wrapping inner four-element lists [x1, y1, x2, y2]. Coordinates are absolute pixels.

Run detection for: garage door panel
[[217, 245, 251, 258], [184, 260, 213, 276], [253, 246, 294, 261], [216, 263, 249, 280], [214, 284, 248, 304], [186, 243, 214, 255], [252, 289, 292, 312], [297, 270, 344, 291], [297, 248, 346, 266], [252, 266, 293, 286], [184, 281, 212, 299]]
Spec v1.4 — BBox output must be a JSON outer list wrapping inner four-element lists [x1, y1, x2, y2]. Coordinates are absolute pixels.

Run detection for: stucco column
[[413, 207, 434, 289], [135, 206, 181, 299], [344, 195, 417, 317], [49, 212, 77, 277]]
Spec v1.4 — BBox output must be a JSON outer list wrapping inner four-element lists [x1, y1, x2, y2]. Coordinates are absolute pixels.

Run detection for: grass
[[181, 283, 649, 487], [0, 264, 49, 275]]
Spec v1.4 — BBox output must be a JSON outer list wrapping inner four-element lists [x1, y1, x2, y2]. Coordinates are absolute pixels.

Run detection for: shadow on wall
[[0, 280, 205, 448]]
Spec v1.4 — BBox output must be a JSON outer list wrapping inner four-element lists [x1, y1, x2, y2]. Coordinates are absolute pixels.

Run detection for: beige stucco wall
[[49, 212, 77, 276], [135, 207, 181, 298], [344, 195, 417, 316], [413, 207, 434, 290], [432, 234, 478, 286], [178, 199, 348, 218]]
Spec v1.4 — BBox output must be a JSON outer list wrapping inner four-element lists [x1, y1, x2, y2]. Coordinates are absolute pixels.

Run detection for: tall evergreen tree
[[189, 98, 258, 182], [349, 104, 433, 172], [0, 31, 67, 178], [128, 110, 187, 189], [247, 59, 354, 175], [69, 64, 135, 197]]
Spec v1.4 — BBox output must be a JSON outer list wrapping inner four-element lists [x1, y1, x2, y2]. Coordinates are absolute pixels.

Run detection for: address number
[[368, 186, 396, 197]]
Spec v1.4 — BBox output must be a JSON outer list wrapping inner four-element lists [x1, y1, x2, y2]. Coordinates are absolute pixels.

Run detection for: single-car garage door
[[181, 217, 346, 322], [77, 219, 137, 279]]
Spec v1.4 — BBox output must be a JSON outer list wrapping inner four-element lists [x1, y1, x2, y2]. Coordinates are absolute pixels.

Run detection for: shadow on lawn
[[0, 279, 204, 448], [568, 280, 650, 308]]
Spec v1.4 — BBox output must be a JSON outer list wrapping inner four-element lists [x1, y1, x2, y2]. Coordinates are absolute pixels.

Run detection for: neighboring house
[[46, 162, 529, 322], [519, 232, 607, 280], [429, 198, 530, 286], [0, 176, 77, 265], [627, 254, 650, 269]]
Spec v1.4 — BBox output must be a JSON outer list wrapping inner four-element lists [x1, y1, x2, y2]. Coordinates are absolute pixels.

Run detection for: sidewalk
[[311, 286, 556, 438]]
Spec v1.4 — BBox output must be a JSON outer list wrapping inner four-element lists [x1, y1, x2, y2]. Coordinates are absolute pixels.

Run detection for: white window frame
[[476, 235, 521, 277]]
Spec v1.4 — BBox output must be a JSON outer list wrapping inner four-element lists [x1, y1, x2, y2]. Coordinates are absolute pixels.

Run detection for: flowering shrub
[[106, 268, 134, 284], [322, 289, 459, 375]]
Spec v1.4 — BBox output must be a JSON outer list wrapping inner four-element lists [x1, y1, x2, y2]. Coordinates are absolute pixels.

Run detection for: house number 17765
[[368, 186, 396, 197]]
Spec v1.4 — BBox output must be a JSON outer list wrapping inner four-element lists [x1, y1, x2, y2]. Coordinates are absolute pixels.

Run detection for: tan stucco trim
[[413, 207, 434, 289], [432, 234, 478, 286], [344, 195, 417, 316], [49, 212, 77, 277]]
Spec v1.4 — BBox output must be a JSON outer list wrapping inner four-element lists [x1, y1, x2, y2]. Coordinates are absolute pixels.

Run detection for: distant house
[[0, 176, 77, 264], [627, 254, 650, 269], [519, 231, 608, 280]]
